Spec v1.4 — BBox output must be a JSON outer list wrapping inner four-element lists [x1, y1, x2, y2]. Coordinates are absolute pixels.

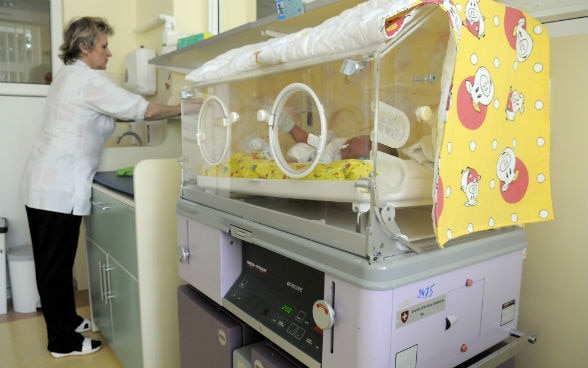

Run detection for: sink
[[97, 119, 181, 172]]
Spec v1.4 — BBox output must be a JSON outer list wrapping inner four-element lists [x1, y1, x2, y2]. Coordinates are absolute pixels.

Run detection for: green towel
[[116, 166, 134, 177]]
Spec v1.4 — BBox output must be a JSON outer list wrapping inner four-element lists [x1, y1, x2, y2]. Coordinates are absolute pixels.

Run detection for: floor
[[0, 289, 123, 368]]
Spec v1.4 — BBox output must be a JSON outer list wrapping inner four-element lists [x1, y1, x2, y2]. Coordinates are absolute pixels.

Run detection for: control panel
[[224, 242, 325, 363]]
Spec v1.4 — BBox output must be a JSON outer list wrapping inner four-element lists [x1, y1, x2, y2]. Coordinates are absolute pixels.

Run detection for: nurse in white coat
[[21, 16, 181, 358]]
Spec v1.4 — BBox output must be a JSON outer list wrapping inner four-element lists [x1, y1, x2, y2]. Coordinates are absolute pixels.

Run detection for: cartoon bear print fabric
[[427, 0, 552, 246]]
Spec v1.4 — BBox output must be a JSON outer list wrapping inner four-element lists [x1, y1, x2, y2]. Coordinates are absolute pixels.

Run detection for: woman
[[21, 17, 181, 358]]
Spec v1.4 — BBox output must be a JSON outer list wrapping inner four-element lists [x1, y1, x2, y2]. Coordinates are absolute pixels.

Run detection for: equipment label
[[396, 295, 446, 328], [501, 299, 516, 326], [276, 0, 304, 20]]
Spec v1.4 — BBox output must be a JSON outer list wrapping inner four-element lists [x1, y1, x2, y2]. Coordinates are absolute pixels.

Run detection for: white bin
[[8, 245, 40, 313]]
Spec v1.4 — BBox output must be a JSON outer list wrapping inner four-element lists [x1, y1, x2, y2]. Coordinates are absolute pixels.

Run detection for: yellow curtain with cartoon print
[[430, 0, 553, 246]]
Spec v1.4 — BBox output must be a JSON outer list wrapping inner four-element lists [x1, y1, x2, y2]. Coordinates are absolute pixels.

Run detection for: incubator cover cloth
[[431, 0, 552, 246], [186, 0, 552, 247]]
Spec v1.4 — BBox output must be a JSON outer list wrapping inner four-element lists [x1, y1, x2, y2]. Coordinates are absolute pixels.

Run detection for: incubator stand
[[177, 199, 531, 368], [180, 7, 448, 260]]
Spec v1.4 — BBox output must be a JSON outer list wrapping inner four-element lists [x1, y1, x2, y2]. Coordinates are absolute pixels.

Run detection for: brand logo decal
[[287, 281, 303, 293]]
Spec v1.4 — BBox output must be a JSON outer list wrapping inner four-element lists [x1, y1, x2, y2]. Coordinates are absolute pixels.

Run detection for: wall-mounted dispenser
[[125, 46, 156, 96], [133, 14, 187, 55]]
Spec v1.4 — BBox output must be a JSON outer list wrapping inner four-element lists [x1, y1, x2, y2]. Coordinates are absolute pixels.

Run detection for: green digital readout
[[281, 304, 294, 314]]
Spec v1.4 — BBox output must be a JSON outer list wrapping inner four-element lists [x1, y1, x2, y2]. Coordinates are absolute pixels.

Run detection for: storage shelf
[[149, 0, 363, 74]]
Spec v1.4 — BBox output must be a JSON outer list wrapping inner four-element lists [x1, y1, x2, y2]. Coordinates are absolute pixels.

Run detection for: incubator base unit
[[177, 200, 530, 368]]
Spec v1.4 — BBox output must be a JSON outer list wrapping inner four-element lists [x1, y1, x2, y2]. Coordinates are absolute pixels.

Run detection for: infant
[[285, 124, 397, 163], [243, 114, 397, 163]]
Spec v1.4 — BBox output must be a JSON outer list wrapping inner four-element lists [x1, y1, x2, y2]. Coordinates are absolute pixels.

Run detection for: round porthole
[[196, 95, 239, 166], [267, 83, 327, 179]]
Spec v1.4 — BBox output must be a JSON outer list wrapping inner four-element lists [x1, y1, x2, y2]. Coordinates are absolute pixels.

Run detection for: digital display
[[281, 303, 294, 314]]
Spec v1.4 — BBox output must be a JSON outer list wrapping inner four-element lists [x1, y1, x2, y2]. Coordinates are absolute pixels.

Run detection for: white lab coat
[[21, 60, 149, 216]]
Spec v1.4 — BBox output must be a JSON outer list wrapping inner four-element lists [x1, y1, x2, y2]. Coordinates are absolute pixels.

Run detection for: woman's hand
[[144, 103, 181, 120]]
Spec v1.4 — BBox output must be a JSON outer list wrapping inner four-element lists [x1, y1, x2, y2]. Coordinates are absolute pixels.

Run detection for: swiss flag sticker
[[401, 310, 409, 324]]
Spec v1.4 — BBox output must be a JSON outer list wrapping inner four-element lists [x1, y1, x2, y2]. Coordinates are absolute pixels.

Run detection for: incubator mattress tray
[[197, 155, 433, 206]]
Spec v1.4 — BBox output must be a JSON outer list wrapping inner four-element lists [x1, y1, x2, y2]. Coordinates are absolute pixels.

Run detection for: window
[[0, 23, 46, 83], [0, 0, 54, 85]]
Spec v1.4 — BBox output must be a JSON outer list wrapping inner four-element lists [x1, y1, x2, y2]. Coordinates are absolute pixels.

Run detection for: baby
[[285, 124, 397, 163]]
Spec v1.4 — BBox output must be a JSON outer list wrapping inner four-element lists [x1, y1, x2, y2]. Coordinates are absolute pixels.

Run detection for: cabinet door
[[86, 238, 114, 342], [86, 189, 138, 278], [108, 259, 142, 368]]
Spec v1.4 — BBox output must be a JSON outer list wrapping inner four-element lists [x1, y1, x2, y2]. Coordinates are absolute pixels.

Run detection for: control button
[[295, 327, 305, 340], [295, 310, 307, 322], [277, 318, 287, 328], [287, 323, 298, 335]]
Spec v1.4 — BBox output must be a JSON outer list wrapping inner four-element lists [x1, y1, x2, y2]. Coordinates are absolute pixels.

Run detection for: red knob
[[465, 279, 474, 287], [461, 344, 468, 353]]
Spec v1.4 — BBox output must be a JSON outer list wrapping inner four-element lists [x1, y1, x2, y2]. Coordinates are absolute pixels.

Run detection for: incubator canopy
[[183, 0, 552, 247]]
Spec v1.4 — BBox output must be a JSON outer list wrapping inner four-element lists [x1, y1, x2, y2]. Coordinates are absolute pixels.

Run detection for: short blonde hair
[[59, 17, 114, 65]]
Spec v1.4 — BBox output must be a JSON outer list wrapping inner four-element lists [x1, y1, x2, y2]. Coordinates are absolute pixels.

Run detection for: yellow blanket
[[203, 152, 374, 181]]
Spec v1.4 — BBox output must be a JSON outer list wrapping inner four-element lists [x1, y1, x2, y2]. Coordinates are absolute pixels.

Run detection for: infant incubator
[[175, 0, 552, 366], [180, 3, 453, 259]]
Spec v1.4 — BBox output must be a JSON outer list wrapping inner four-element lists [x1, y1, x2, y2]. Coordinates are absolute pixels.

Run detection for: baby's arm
[[289, 125, 309, 143], [340, 135, 398, 159]]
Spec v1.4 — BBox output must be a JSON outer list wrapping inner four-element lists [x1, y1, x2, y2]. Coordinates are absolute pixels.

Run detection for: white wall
[[0, 95, 46, 248], [0, 0, 62, 251], [515, 17, 588, 368]]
